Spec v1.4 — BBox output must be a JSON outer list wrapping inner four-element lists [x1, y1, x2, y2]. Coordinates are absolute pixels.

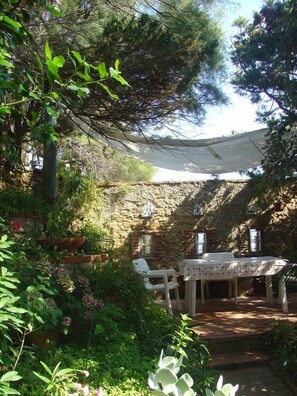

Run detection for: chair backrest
[[132, 259, 152, 289], [132, 258, 150, 273], [202, 252, 234, 262]]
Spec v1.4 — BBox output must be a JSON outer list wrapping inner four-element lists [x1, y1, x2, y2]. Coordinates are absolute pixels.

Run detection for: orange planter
[[61, 254, 109, 264], [27, 329, 60, 352]]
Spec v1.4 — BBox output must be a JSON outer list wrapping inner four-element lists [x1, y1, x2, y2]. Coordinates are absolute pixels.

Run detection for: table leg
[[189, 279, 197, 317], [184, 280, 189, 308], [265, 275, 273, 303], [278, 278, 288, 313], [234, 277, 238, 304], [201, 280, 205, 305]]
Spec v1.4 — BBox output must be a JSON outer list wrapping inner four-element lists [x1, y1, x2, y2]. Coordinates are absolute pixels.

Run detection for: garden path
[[167, 294, 297, 395]]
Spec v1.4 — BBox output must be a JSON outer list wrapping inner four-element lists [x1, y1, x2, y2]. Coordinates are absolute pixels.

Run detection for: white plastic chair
[[132, 258, 181, 315], [201, 252, 238, 305]]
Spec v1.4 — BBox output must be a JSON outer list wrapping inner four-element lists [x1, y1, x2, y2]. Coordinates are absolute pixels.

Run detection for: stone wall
[[98, 179, 297, 269]]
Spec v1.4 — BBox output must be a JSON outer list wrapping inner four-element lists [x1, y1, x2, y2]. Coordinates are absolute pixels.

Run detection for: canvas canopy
[[94, 127, 268, 174], [71, 114, 268, 174]]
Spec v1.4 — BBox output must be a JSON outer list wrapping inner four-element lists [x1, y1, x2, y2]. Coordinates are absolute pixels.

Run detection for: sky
[[153, 0, 266, 182]]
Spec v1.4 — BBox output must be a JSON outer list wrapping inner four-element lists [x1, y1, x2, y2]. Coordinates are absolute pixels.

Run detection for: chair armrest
[[150, 269, 178, 282], [139, 272, 169, 286], [158, 269, 178, 281]]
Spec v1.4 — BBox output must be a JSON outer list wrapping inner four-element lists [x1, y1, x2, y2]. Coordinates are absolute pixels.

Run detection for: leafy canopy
[[231, 0, 297, 187]]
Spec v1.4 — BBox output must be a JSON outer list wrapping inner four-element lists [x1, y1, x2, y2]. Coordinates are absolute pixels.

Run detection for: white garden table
[[179, 256, 289, 317]]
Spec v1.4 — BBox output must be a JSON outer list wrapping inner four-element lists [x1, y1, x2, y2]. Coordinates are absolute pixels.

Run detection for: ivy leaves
[[0, 1, 130, 144]]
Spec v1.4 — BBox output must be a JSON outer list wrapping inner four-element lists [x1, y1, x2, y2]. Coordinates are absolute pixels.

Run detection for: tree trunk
[[43, 114, 57, 201], [43, 138, 57, 201]]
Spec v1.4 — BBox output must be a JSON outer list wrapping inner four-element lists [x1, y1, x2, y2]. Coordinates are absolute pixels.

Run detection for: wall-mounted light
[[141, 203, 155, 218], [193, 203, 203, 216]]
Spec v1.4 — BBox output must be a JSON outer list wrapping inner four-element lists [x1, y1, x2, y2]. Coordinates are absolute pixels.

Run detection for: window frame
[[195, 231, 207, 255], [249, 228, 262, 253], [140, 233, 155, 257]]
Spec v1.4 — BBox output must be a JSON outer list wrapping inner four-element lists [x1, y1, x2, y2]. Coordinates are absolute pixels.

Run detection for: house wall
[[98, 180, 297, 269]]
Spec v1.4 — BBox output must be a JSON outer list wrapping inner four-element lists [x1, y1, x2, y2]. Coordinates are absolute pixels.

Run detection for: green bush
[[0, 228, 214, 395], [266, 321, 297, 382], [16, 336, 153, 395], [0, 189, 47, 218]]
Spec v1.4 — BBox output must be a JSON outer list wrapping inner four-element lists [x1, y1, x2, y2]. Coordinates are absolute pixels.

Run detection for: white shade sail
[[95, 127, 268, 174]]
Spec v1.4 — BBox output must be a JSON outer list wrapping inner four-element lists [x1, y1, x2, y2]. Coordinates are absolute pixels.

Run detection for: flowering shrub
[[8, 220, 24, 233], [54, 268, 76, 294], [33, 361, 104, 396], [2, 232, 108, 339], [78, 275, 104, 321]]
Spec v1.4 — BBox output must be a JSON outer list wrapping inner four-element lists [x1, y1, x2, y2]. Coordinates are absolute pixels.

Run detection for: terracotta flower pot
[[27, 329, 60, 352], [62, 254, 109, 264], [37, 236, 86, 254]]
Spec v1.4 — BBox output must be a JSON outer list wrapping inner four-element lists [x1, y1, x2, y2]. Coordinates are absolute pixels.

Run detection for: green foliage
[[251, 119, 297, 188], [0, 217, 217, 396], [0, 188, 48, 218], [0, 266, 27, 342], [1, 241, 215, 396], [114, 152, 156, 182], [0, 234, 26, 395], [0, 370, 22, 396], [44, 165, 107, 238], [266, 321, 297, 383], [59, 136, 156, 182], [231, 0, 297, 184], [205, 375, 239, 396], [1, 35, 129, 141], [33, 360, 98, 396], [0, 236, 26, 344], [84, 3, 227, 130], [148, 350, 191, 396], [0, 0, 129, 180], [167, 314, 194, 358], [164, 314, 213, 394], [2, 0, 227, 181], [231, 0, 297, 122], [148, 350, 238, 396], [16, 337, 152, 395]]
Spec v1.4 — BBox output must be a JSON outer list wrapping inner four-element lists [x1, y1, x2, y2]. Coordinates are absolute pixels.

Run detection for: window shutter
[[184, 230, 197, 258], [207, 228, 217, 252]]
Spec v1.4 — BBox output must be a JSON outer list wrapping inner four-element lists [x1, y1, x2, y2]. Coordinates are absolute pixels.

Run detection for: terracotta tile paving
[[172, 294, 297, 395], [181, 294, 297, 339]]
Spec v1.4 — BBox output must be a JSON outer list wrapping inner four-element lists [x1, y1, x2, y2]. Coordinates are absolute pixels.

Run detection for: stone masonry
[[98, 180, 297, 270]]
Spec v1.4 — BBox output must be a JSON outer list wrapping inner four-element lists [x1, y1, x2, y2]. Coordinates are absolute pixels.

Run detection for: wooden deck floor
[[173, 293, 297, 340]]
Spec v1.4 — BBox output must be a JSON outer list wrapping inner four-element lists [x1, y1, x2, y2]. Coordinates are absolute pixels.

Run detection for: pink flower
[[9, 220, 23, 232], [73, 383, 82, 391], [95, 387, 104, 396], [82, 370, 89, 378], [81, 384, 89, 395]]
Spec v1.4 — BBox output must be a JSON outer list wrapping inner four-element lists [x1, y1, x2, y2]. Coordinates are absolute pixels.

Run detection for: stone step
[[205, 332, 268, 355], [210, 350, 268, 370], [210, 352, 297, 396]]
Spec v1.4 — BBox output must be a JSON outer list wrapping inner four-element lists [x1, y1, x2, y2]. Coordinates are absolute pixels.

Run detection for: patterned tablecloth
[[180, 256, 288, 280], [179, 256, 289, 316]]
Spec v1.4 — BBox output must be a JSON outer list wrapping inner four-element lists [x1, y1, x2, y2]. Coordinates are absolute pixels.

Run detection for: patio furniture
[[132, 258, 181, 315], [179, 256, 288, 316], [201, 252, 237, 305]]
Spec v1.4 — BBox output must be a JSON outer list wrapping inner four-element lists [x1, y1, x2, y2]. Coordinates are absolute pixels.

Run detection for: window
[[140, 234, 154, 256], [249, 228, 262, 253], [195, 232, 207, 255]]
